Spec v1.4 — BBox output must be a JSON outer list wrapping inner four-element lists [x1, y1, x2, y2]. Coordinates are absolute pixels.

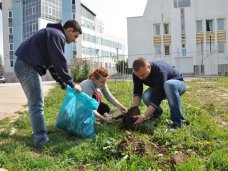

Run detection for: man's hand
[[120, 106, 128, 113], [134, 115, 145, 125], [74, 84, 81, 92], [105, 117, 114, 124]]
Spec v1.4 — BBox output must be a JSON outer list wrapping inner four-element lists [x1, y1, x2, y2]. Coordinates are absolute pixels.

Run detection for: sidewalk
[[0, 81, 55, 121]]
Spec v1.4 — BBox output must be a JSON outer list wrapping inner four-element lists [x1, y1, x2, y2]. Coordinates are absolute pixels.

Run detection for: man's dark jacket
[[133, 61, 184, 108], [15, 23, 74, 88]]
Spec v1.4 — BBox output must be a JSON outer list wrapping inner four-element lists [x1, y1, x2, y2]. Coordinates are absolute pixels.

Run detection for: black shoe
[[168, 121, 189, 130]]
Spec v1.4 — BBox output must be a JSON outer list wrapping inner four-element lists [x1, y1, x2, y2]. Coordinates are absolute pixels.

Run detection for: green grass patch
[[0, 78, 228, 170]]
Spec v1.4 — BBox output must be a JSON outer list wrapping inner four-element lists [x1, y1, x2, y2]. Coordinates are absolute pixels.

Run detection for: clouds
[[81, 0, 147, 41]]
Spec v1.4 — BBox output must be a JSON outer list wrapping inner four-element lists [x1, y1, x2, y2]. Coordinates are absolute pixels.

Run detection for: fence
[[70, 51, 228, 80]]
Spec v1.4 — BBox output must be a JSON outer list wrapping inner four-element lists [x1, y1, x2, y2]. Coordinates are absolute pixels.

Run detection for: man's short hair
[[132, 57, 148, 71], [63, 20, 82, 34]]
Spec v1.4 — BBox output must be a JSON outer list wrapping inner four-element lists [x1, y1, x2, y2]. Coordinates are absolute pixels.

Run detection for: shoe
[[168, 121, 189, 130], [34, 138, 49, 149]]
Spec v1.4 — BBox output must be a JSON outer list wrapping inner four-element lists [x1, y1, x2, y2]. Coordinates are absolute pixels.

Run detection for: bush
[[70, 59, 90, 83]]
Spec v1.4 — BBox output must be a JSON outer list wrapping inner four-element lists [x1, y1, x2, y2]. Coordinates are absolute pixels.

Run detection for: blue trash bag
[[56, 86, 99, 137]]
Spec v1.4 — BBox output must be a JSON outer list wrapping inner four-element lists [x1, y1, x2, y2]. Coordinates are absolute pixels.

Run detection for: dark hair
[[132, 57, 148, 71], [63, 20, 82, 34]]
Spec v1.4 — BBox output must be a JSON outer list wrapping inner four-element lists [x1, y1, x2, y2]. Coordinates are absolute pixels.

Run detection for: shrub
[[70, 59, 90, 83]]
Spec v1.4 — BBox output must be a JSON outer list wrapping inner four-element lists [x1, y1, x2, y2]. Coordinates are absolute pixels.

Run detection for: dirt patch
[[114, 135, 190, 170]]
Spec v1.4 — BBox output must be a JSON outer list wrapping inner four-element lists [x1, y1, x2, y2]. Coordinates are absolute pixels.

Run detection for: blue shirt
[[133, 61, 184, 108]]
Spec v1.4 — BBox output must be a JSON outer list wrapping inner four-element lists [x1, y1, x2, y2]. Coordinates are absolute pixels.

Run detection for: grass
[[0, 78, 228, 170]]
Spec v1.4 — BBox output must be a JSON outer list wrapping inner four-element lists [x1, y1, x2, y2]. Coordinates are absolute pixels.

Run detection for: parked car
[[0, 76, 6, 83]]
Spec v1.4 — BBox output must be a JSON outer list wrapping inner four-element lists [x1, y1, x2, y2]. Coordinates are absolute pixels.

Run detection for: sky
[[80, 0, 147, 41], [0, 0, 147, 57]]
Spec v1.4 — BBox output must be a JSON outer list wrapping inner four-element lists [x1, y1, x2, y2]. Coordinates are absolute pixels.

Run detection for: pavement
[[0, 81, 55, 121]]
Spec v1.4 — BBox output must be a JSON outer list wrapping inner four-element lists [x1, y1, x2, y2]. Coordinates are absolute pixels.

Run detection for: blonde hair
[[88, 67, 109, 80]]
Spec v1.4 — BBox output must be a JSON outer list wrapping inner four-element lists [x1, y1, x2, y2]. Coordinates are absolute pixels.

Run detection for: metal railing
[[70, 51, 228, 80]]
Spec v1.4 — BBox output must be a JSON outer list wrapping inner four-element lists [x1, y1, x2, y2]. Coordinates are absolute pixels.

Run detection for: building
[[69, 2, 125, 74], [0, 0, 125, 82], [127, 0, 228, 76]]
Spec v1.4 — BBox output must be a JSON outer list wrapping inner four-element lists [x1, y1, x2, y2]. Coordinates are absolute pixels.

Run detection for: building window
[[181, 8, 185, 36], [10, 60, 14, 67], [206, 20, 213, 31], [32, 23, 36, 31], [164, 45, 170, 55], [32, 6, 36, 14], [9, 27, 13, 35], [164, 24, 169, 34], [154, 24, 160, 35], [182, 44, 186, 56], [73, 13, 75, 19], [217, 18, 225, 31], [173, 0, 190, 8], [196, 20, 203, 32], [218, 42, 225, 53], [8, 11, 13, 18], [48, 7, 52, 15], [154, 45, 161, 56], [9, 43, 14, 51]]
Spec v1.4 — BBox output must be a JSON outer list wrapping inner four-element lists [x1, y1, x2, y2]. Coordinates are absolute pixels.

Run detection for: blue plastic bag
[[56, 86, 99, 137]]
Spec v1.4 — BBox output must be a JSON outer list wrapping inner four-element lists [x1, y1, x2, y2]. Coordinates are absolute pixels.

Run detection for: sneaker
[[34, 138, 49, 149], [168, 121, 189, 130]]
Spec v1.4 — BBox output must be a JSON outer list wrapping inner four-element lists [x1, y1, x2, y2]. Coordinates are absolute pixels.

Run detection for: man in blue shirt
[[132, 58, 187, 129], [14, 20, 82, 148]]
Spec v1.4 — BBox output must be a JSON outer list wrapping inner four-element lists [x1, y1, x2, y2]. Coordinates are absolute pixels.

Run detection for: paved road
[[0, 81, 55, 121]]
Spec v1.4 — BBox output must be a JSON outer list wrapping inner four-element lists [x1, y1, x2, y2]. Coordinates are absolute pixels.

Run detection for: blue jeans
[[142, 79, 186, 125], [14, 58, 49, 147]]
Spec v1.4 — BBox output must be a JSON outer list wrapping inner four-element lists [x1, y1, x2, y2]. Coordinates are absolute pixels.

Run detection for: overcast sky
[[0, 0, 147, 57]]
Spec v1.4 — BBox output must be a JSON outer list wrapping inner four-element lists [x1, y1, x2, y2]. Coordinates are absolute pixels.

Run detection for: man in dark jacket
[[14, 20, 82, 148], [132, 58, 187, 129]]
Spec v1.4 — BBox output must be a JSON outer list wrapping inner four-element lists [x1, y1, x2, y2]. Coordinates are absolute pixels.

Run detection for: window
[[9, 27, 13, 35], [181, 8, 185, 36], [206, 42, 215, 54], [72, 13, 75, 19], [32, 23, 36, 31], [154, 45, 161, 56], [164, 24, 169, 34], [9, 43, 13, 50], [8, 11, 13, 18], [154, 24, 160, 35], [206, 20, 213, 31], [164, 45, 170, 55], [218, 42, 225, 53], [10, 60, 14, 67], [197, 43, 203, 55], [48, 7, 52, 15], [32, 6, 36, 14], [182, 44, 186, 56], [217, 18, 225, 31], [173, 0, 190, 8], [196, 20, 202, 32]]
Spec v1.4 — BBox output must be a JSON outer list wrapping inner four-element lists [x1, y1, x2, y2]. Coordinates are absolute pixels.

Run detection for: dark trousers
[[97, 102, 110, 115]]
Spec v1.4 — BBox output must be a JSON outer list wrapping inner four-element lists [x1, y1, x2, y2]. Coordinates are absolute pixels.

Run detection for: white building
[[0, 0, 125, 82], [79, 3, 125, 74], [127, 0, 228, 76]]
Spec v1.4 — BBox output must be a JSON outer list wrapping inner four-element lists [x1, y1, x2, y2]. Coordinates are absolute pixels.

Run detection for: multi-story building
[[68, 2, 125, 74], [127, 0, 228, 76], [0, 0, 125, 82]]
